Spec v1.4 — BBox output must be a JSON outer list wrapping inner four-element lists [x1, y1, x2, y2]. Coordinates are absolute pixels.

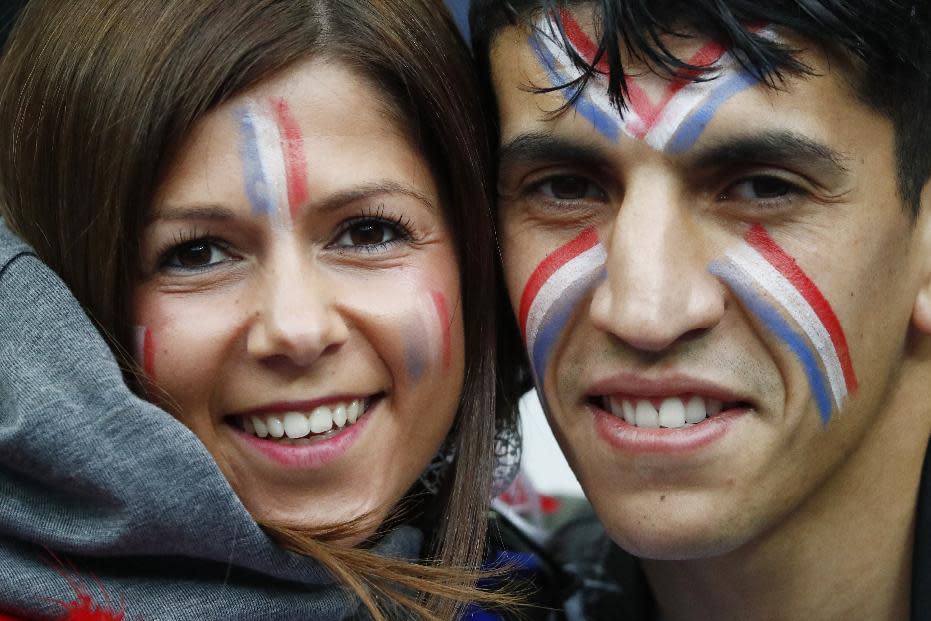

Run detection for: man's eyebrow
[[684, 130, 852, 181], [498, 132, 613, 176]]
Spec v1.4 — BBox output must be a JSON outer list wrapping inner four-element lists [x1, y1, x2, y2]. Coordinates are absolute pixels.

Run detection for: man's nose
[[589, 179, 725, 352], [246, 255, 349, 368]]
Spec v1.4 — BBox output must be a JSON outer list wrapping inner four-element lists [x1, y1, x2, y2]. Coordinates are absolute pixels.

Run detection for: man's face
[[492, 12, 931, 559]]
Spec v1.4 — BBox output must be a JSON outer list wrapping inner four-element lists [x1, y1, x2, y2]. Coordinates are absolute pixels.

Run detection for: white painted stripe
[[247, 102, 289, 223], [728, 243, 848, 407], [536, 35, 638, 139], [642, 68, 724, 149], [525, 244, 607, 351]]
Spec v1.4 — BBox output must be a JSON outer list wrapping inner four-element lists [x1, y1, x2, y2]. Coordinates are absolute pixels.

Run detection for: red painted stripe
[[560, 8, 725, 136], [272, 98, 309, 221], [746, 224, 858, 392], [518, 227, 600, 338], [142, 328, 156, 382], [430, 291, 451, 369]]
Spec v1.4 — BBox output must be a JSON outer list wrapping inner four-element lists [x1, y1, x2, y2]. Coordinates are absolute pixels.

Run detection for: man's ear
[[912, 180, 931, 333]]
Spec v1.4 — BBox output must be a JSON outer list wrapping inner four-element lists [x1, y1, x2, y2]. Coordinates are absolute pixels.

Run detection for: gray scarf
[[0, 219, 422, 620]]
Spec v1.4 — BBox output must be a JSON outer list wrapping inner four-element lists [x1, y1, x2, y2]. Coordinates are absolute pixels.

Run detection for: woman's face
[[133, 58, 464, 537]]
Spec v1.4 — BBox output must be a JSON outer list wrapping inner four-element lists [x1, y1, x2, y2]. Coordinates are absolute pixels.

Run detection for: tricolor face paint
[[530, 9, 763, 152], [402, 290, 453, 381], [710, 225, 858, 425], [237, 97, 309, 223], [133, 325, 157, 382], [519, 227, 606, 385], [132, 58, 465, 539]]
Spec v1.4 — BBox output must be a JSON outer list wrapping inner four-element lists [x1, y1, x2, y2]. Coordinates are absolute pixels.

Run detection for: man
[[470, 1, 931, 619]]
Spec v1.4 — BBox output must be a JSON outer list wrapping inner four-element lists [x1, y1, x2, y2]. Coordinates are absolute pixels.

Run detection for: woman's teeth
[[607, 396, 725, 429], [242, 399, 366, 440]]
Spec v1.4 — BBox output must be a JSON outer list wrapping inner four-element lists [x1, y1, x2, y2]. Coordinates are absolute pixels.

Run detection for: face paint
[[531, 9, 763, 152], [133, 325, 157, 381], [710, 225, 858, 424], [237, 98, 309, 222], [430, 290, 452, 370], [403, 290, 450, 381], [519, 227, 607, 383]]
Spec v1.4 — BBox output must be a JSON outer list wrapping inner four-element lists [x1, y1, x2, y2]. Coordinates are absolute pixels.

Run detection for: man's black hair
[[471, 0, 931, 214], [473, 0, 931, 416]]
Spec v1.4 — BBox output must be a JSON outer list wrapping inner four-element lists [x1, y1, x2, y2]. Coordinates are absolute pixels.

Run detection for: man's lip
[[586, 373, 749, 404], [231, 394, 376, 417]]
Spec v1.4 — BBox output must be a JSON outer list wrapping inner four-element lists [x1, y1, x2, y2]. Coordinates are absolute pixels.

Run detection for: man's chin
[[591, 495, 755, 561]]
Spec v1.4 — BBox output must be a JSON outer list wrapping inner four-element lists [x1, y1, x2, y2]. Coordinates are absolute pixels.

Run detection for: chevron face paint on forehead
[[237, 98, 309, 222], [530, 9, 763, 152], [519, 227, 607, 382], [709, 225, 858, 424]]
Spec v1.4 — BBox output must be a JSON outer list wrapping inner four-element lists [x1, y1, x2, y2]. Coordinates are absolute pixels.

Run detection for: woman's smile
[[132, 57, 465, 534]]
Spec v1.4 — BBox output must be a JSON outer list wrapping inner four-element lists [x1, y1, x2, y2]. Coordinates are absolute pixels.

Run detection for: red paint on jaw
[[430, 290, 451, 369], [272, 98, 309, 221]]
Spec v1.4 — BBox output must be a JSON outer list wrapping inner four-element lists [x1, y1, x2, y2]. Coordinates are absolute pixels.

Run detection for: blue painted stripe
[[237, 108, 274, 215], [530, 265, 606, 382], [710, 260, 833, 424], [666, 69, 759, 154], [529, 35, 620, 142]]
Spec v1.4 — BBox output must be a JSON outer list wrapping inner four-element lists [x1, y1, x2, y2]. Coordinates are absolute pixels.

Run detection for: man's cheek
[[709, 224, 858, 425], [519, 227, 606, 388]]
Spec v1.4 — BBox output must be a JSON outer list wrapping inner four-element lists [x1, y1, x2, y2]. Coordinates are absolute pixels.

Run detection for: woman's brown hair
[[0, 0, 511, 618]]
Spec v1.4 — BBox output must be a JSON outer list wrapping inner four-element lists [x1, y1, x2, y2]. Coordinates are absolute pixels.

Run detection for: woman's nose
[[245, 260, 349, 368]]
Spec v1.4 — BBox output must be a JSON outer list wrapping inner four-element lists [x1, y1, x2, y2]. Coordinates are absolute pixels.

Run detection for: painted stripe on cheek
[[710, 259, 834, 424], [430, 290, 452, 369], [134, 326, 156, 381], [520, 228, 607, 381], [745, 224, 858, 393]]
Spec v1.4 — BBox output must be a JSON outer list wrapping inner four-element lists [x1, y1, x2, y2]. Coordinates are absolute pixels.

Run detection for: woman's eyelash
[[153, 228, 217, 267], [337, 204, 414, 241]]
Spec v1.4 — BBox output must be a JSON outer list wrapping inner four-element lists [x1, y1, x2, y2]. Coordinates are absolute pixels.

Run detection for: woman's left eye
[[719, 176, 801, 202], [161, 240, 234, 270], [333, 219, 404, 249]]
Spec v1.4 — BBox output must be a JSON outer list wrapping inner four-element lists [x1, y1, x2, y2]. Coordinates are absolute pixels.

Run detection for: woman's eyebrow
[[311, 181, 437, 214], [147, 204, 237, 223]]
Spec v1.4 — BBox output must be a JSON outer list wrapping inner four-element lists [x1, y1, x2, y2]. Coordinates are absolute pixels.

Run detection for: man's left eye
[[720, 176, 798, 201]]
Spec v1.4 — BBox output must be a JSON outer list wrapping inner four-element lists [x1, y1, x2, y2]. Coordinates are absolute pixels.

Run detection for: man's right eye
[[535, 175, 607, 201]]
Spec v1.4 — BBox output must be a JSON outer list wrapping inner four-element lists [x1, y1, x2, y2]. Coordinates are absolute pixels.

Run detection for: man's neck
[[641, 361, 931, 621]]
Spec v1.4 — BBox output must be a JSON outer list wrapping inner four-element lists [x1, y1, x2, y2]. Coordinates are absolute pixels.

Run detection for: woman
[[0, 0, 514, 619]]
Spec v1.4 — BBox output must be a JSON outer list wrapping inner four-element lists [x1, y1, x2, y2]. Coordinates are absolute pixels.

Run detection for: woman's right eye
[[161, 240, 235, 271], [533, 175, 607, 202]]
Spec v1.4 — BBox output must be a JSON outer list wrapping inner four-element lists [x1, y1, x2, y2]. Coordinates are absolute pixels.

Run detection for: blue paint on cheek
[[405, 342, 427, 382], [710, 261, 833, 424], [529, 35, 621, 142], [237, 109, 274, 215], [530, 267, 606, 383], [665, 69, 759, 154]]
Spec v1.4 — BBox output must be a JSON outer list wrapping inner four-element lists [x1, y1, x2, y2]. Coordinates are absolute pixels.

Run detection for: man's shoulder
[[546, 507, 656, 621]]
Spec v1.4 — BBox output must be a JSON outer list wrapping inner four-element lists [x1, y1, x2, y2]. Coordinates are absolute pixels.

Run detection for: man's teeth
[[242, 399, 365, 440], [608, 396, 723, 429]]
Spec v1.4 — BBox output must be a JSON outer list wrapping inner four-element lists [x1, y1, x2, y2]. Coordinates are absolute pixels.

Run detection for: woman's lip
[[229, 407, 373, 469], [591, 402, 748, 455], [232, 394, 374, 417]]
